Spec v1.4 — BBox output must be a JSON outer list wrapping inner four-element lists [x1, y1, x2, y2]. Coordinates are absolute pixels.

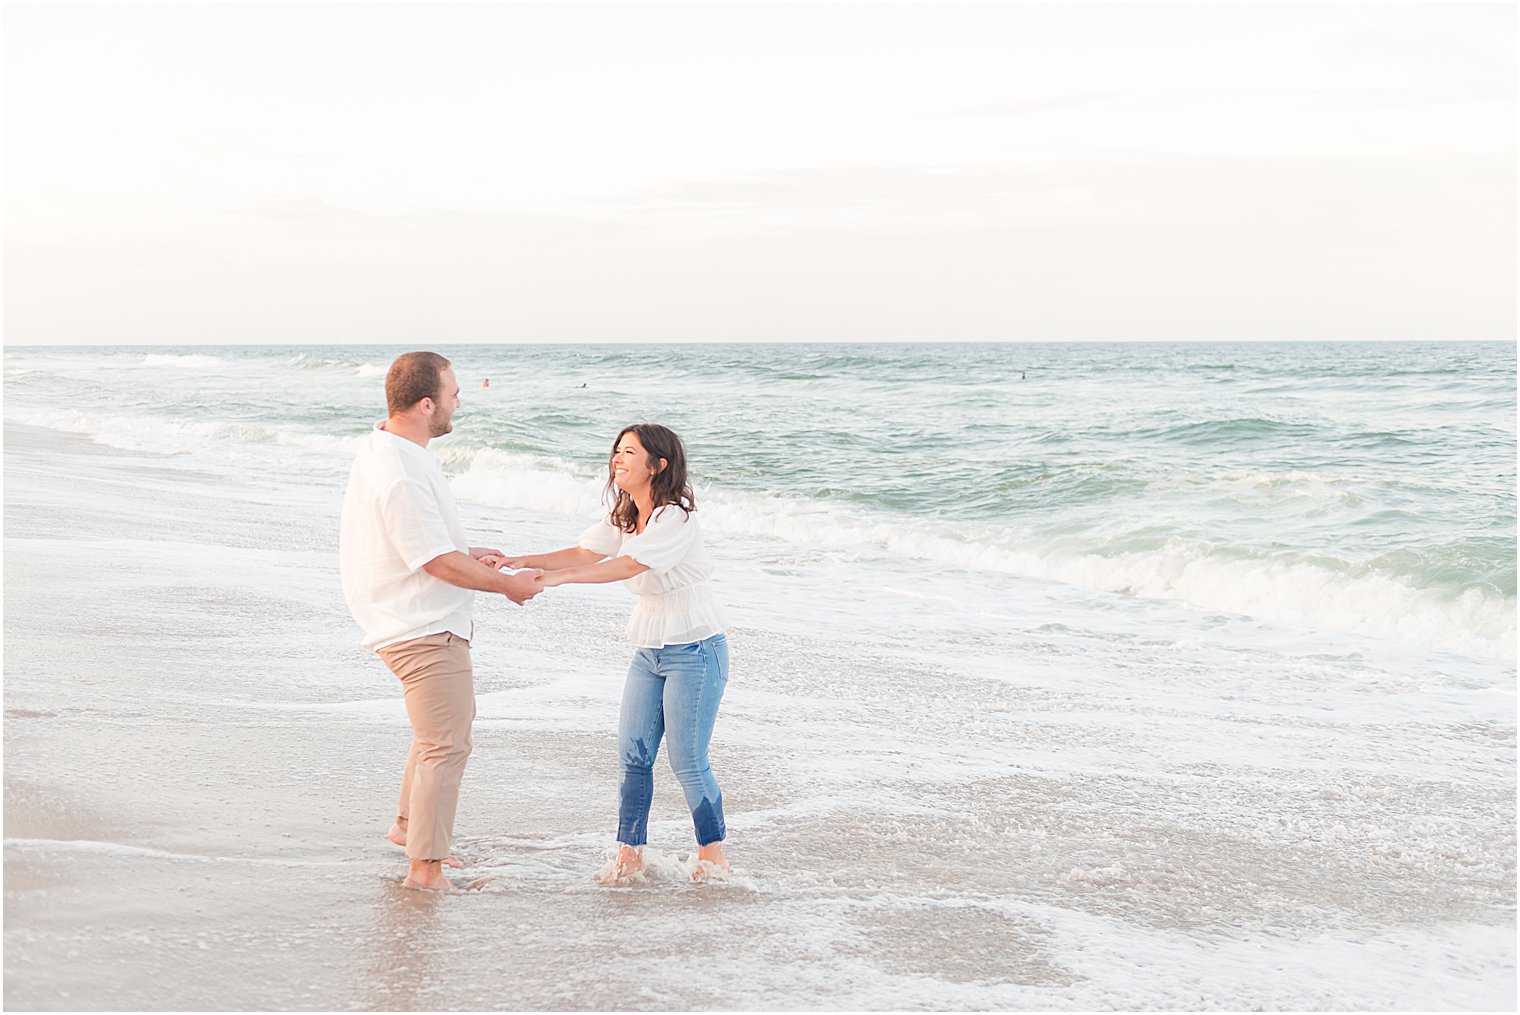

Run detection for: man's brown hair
[[386, 351, 452, 415]]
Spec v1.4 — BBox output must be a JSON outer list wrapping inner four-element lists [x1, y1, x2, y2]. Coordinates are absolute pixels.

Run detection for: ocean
[[9, 341, 1517, 660], [3, 340, 1515, 1010]]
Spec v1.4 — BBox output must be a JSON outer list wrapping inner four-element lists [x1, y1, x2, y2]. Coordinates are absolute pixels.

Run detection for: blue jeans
[[617, 634, 729, 847]]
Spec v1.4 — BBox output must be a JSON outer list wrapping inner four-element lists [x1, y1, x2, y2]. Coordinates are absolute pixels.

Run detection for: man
[[339, 351, 542, 891]]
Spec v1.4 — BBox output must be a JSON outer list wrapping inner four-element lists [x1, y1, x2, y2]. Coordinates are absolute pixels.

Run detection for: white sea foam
[[1016, 540, 1516, 660], [582, 845, 757, 890], [2, 838, 345, 868], [15, 395, 1512, 661], [443, 453, 1517, 661], [449, 447, 606, 518], [32, 407, 364, 461], [286, 352, 360, 370], [141, 353, 224, 368]]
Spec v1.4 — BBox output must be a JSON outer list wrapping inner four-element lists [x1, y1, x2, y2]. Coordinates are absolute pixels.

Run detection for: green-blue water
[[5, 340, 1515, 658]]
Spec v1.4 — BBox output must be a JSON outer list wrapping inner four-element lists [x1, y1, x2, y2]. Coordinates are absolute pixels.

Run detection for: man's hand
[[421, 551, 539, 598], [500, 568, 545, 605]]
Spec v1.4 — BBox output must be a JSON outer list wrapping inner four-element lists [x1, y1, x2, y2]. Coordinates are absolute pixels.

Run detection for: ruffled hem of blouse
[[625, 584, 727, 648]]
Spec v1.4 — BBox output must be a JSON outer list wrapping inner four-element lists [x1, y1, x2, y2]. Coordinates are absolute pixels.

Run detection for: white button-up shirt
[[339, 424, 473, 652]]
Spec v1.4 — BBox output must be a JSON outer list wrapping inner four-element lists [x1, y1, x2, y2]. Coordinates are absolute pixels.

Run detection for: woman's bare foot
[[693, 842, 731, 879], [595, 844, 645, 885], [401, 859, 455, 892], [387, 820, 461, 868]]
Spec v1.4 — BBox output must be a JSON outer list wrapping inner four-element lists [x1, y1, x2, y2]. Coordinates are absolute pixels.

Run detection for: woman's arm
[[542, 555, 649, 587], [507, 546, 607, 570]]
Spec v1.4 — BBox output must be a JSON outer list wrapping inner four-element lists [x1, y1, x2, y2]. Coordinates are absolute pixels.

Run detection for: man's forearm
[[422, 551, 521, 593]]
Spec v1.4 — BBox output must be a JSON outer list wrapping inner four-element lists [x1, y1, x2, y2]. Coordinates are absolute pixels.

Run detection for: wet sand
[[4, 420, 1515, 1011]]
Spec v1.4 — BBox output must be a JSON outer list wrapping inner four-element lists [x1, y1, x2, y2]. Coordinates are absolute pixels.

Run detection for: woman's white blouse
[[578, 504, 727, 648]]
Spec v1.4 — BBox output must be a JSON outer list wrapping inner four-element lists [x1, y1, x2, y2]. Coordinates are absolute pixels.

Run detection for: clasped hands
[[470, 547, 551, 605]]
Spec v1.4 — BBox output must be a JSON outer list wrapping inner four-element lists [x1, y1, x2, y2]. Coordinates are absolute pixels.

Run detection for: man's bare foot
[[595, 844, 645, 885], [387, 821, 461, 868], [695, 841, 730, 875], [402, 859, 455, 892]]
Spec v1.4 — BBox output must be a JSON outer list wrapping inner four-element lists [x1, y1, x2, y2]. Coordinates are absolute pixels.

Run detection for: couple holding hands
[[339, 352, 730, 891]]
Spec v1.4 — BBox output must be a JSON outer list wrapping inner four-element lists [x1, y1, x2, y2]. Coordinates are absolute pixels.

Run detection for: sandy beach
[[4, 413, 1516, 1011]]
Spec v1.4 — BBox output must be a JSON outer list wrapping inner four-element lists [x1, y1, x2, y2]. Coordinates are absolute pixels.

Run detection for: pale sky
[[3, 2, 1515, 344]]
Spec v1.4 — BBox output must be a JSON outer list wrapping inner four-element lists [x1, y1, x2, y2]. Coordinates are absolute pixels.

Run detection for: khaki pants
[[377, 631, 474, 862]]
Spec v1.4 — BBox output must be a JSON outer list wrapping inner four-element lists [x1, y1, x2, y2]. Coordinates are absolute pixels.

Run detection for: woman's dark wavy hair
[[607, 423, 695, 533]]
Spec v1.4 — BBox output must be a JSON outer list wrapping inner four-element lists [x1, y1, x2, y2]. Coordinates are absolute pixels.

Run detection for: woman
[[507, 424, 731, 883]]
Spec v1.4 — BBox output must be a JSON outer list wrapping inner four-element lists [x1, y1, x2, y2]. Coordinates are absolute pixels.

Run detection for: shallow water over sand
[[3, 412, 1514, 1010]]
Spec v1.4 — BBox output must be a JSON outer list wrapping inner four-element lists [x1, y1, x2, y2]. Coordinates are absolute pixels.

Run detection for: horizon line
[[5, 337, 1515, 350]]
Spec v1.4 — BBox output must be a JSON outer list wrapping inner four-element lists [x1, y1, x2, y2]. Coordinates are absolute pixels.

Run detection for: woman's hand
[[477, 551, 532, 570], [471, 547, 509, 569], [539, 570, 565, 588]]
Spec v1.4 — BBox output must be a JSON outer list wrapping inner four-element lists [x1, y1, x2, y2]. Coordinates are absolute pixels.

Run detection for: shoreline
[[4, 416, 1515, 1011]]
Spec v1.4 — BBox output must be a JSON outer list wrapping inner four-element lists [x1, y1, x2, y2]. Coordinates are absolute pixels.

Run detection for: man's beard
[[430, 418, 453, 437]]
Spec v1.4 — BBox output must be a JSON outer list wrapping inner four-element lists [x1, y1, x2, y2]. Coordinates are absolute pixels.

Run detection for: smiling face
[[610, 430, 660, 496], [605, 423, 693, 532]]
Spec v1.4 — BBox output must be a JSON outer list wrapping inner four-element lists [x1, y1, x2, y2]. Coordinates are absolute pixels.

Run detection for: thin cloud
[[949, 83, 1509, 122], [1339, 22, 1515, 88], [939, 92, 1117, 118]]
